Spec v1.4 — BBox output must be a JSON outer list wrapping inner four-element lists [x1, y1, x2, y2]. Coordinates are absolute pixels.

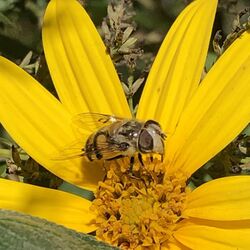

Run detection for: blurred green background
[[0, 0, 249, 193], [0, 0, 249, 59]]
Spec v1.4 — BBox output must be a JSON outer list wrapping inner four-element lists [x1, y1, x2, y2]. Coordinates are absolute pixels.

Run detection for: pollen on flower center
[[91, 157, 189, 249]]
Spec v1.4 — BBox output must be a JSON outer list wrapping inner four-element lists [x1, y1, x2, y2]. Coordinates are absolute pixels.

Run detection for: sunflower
[[0, 0, 250, 249]]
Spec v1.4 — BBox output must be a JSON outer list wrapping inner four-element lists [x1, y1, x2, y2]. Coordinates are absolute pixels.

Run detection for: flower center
[[91, 157, 189, 249]]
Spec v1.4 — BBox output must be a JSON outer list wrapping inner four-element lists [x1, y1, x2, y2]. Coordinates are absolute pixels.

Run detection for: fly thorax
[[115, 120, 143, 154], [122, 144, 137, 156], [115, 133, 137, 156]]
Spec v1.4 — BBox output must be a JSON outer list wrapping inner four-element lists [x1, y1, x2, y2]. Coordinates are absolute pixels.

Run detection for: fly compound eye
[[138, 129, 153, 152]]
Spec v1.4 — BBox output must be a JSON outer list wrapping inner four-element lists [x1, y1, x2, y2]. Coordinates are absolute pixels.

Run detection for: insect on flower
[[56, 113, 166, 166]]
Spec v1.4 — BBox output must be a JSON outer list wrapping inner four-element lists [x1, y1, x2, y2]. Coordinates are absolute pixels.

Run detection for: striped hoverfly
[[57, 113, 166, 165]]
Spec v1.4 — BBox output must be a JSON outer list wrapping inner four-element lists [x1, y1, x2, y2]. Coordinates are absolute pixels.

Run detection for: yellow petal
[[43, 0, 130, 117], [162, 241, 189, 250], [0, 56, 104, 191], [0, 179, 95, 233], [166, 31, 250, 175], [174, 219, 250, 250], [137, 0, 217, 133], [183, 176, 250, 220]]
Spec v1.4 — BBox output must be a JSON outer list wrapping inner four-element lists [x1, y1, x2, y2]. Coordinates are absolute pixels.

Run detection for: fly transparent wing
[[71, 112, 125, 137], [53, 140, 124, 161], [72, 112, 124, 131], [52, 139, 85, 161], [53, 113, 127, 161]]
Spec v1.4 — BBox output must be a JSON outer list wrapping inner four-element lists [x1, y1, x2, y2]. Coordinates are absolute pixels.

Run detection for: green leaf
[[59, 181, 94, 200], [0, 209, 117, 250], [242, 124, 250, 136], [0, 0, 17, 12]]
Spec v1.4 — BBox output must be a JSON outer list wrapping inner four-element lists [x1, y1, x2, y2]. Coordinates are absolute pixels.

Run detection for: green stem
[[127, 74, 135, 117], [0, 149, 11, 158], [128, 96, 134, 117]]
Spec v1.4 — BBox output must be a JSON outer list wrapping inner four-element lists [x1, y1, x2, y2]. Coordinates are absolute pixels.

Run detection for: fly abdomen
[[84, 130, 111, 161], [84, 136, 95, 161]]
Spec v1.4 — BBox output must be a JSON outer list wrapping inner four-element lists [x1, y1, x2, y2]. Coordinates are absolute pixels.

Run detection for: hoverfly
[[57, 113, 166, 165]]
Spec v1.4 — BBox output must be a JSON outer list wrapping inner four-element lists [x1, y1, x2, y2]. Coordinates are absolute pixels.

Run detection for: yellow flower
[[0, 0, 250, 249]]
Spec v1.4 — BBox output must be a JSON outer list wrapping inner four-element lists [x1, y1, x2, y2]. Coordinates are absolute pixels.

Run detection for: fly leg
[[128, 156, 141, 180], [102, 160, 109, 182], [129, 156, 135, 172], [150, 155, 153, 162], [161, 154, 164, 162], [138, 153, 144, 166]]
